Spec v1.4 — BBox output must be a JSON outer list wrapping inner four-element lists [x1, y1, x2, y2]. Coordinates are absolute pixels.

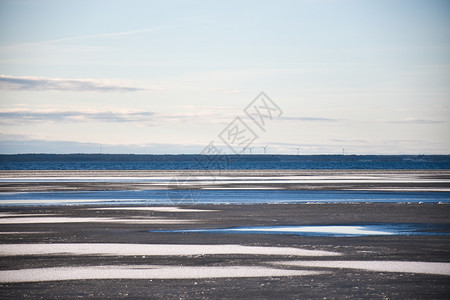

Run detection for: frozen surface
[[0, 243, 341, 257], [0, 217, 195, 224], [0, 265, 325, 283], [226, 226, 393, 235], [0, 232, 48, 235], [88, 207, 216, 212], [273, 261, 450, 276], [160, 223, 450, 237]]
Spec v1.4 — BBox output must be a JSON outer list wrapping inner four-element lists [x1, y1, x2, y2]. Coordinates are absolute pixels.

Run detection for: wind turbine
[[248, 147, 254, 154], [262, 145, 268, 155], [242, 147, 247, 154]]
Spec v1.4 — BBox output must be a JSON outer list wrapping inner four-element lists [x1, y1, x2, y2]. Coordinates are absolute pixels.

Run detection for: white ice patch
[[0, 232, 48, 235], [0, 199, 152, 205], [0, 243, 341, 257], [272, 260, 450, 276], [0, 217, 195, 224], [89, 207, 216, 212], [228, 226, 394, 236], [0, 265, 325, 282]]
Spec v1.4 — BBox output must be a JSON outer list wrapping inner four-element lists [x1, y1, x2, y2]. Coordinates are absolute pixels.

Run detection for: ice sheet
[[0, 243, 341, 257], [0, 265, 325, 282], [163, 223, 450, 237], [0, 217, 196, 224], [89, 207, 216, 212], [226, 226, 393, 235], [0, 232, 48, 235], [273, 260, 450, 276]]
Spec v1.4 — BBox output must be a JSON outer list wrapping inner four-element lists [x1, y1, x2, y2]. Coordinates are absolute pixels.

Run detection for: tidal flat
[[0, 170, 449, 298]]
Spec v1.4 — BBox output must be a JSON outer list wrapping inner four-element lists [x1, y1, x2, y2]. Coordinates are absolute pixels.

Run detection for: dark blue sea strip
[[1, 154, 449, 170]]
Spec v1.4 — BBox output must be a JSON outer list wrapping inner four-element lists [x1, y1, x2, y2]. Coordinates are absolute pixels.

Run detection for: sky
[[0, 0, 449, 154]]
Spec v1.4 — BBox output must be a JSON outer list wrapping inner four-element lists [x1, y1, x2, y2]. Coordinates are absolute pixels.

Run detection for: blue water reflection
[[153, 223, 450, 237]]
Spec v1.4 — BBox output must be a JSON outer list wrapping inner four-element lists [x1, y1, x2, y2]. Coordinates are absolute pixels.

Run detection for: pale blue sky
[[0, 0, 449, 154]]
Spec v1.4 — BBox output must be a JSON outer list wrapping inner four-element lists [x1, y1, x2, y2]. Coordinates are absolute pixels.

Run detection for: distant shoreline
[[2, 153, 450, 157], [1, 154, 449, 170]]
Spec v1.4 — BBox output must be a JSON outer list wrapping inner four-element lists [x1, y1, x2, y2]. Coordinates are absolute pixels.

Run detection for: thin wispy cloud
[[0, 27, 172, 50], [0, 108, 235, 126], [390, 118, 445, 124], [330, 139, 370, 144], [281, 116, 342, 122], [0, 110, 155, 124], [0, 75, 149, 92], [0, 108, 346, 127], [221, 89, 245, 94], [36, 27, 164, 44]]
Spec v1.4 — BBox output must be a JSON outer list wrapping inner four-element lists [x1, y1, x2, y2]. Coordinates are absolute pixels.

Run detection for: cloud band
[[0, 75, 148, 92]]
